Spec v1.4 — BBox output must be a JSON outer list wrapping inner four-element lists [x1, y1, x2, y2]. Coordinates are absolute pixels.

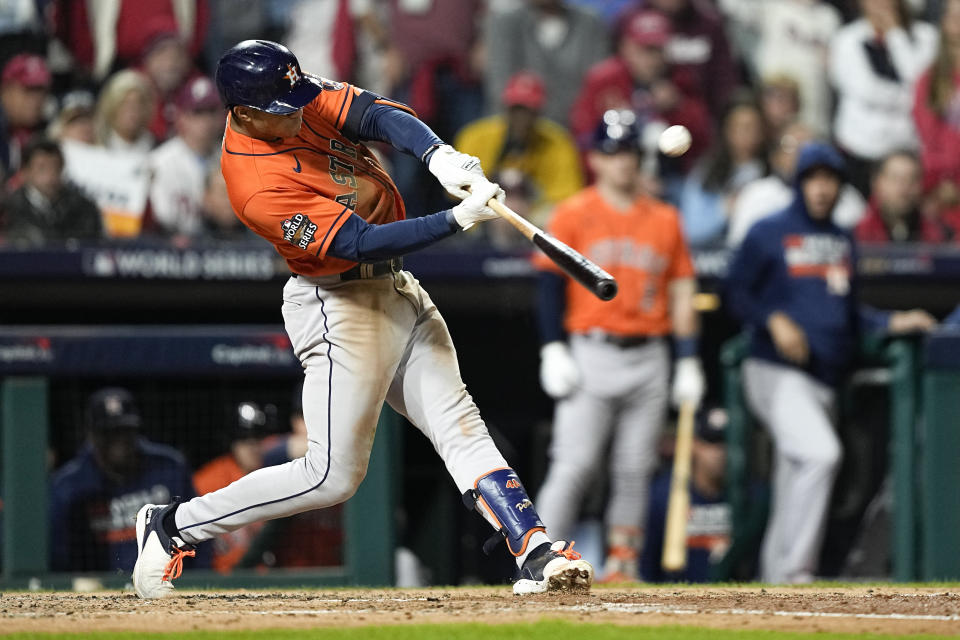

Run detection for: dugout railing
[[919, 329, 960, 580], [720, 331, 947, 582], [0, 326, 399, 588]]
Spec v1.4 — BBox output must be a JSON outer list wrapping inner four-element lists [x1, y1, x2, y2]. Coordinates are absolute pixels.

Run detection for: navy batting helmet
[[592, 109, 641, 154], [215, 40, 322, 114]]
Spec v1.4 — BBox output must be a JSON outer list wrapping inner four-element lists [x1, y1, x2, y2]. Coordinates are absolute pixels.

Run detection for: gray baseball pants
[[535, 335, 669, 541], [174, 271, 509, 543], [743, 358, 842, 584]]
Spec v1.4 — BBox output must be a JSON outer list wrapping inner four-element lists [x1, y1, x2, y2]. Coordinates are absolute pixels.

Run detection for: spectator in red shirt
[[856, 150, 953, 243], [569, 9, 710, 167], [618, 0, 740, 116], [0, 53, 51, 179], [53, 0, 209, 81], [912, 0, 960, 232]]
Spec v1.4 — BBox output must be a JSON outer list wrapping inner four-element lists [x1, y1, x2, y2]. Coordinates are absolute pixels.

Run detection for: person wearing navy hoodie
[[725, 142, 935, 584]]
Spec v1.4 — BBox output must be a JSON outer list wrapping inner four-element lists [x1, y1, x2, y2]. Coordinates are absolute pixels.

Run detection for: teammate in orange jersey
[[192, 402, 271, 574], [534, 109, 704, 582], [131, 40, 593, 599]]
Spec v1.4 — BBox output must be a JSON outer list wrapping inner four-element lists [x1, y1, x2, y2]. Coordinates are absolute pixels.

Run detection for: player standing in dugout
[[534, 110, 704, 581], [130, 40, 593, 598]]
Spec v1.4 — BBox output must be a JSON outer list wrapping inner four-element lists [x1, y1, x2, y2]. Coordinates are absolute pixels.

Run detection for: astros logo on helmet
[[284, 63, 300, 87]]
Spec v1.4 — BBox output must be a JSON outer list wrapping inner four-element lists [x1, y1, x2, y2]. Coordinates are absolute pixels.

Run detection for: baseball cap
[[177, 76, 222, 112], [2, 53, 52, 88], [592, 109, 641, 154], [623, 10, 671, 48], [87, 387, 141, 431], [695, 406, 728, 444], [502, 71, 545, 110]]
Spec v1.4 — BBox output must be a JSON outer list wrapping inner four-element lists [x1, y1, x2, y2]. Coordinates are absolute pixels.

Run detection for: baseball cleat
[[132, 504, 195, 599], [513, 540, 594, 595]]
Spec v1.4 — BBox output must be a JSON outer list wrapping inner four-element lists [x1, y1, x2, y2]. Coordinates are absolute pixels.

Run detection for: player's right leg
[[384, 272, 592, 594], [534, 391, 615, 542], [743, 358, 841, 583], [134, 275, 415, 598], [604, 339, 669, 581]]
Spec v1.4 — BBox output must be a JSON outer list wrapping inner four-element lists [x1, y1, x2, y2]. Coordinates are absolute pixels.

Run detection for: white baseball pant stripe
[[175, 271, 508, 543], [535, 335, 669, 541], [742, 358, 842, 584]]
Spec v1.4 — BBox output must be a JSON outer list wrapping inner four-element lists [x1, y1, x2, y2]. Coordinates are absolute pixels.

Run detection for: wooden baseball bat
[[662, 402, 696, 573], [486, 198, 618, 301]]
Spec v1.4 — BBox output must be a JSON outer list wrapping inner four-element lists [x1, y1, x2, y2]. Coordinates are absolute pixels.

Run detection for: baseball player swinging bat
[[661, 402, 696, 572], [485, 197, 619, 301]]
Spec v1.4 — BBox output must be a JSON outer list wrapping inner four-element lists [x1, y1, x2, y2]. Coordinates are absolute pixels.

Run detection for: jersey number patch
[[281, 213, 318, 250]]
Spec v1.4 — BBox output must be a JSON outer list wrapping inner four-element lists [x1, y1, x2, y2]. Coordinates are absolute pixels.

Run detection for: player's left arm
[[325, 182, 502, 261], [667, 216, 704, 409], [343, 90, 500, 202], [848, 240, 937, 335]]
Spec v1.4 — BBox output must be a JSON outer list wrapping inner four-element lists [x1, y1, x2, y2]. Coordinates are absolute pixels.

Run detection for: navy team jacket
[[725, 143, 888, 386], [48, 438, 204, 572]]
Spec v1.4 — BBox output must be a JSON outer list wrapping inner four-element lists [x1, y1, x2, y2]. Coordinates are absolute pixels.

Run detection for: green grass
[[3, 622, 955, 640]]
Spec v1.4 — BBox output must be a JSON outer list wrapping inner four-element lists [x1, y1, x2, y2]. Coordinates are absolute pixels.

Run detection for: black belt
[[584, 332, 659, 348], [293, 257, 402, 281]]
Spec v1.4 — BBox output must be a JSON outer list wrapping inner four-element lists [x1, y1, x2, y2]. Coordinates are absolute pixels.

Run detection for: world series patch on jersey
[[281, 213, 319, 251]]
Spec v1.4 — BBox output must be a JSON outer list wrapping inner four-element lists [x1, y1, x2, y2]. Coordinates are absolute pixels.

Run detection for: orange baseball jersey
[[220, 79, 413, 276], [535, 186, 695, 336], [193, 454, 265, 573]]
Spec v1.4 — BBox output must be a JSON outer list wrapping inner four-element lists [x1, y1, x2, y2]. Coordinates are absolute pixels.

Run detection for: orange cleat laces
[[560, 541, 582, 561], [161, 547, 196, 582]]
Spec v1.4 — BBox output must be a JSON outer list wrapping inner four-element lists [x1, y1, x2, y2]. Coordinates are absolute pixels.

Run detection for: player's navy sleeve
[[536, 272, 567, 344], [725, 226, 777, 327], [356, 102, 443, 162], [326, 211, 459, 262]]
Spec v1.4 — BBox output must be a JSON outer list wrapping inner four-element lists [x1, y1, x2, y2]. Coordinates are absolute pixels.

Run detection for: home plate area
[[2, 587, 959, 636]]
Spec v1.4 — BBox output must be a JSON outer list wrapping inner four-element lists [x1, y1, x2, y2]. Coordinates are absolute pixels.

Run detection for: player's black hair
[[21, 136, 64, 168]]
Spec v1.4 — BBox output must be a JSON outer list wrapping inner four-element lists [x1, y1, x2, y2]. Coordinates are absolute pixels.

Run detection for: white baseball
[[658, 125, 692, 157]]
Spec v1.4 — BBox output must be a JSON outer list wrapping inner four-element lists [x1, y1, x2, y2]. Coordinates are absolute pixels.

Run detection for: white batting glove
[[451, 180, 501, 230], [539, 341, 580, 399], [671, 357, 705, 409], [428, 144, 486, 200]]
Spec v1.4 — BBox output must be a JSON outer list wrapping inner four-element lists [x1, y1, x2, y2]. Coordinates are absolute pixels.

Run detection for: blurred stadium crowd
[[0, 0, 958, 247], [2, 0, 960, 586]]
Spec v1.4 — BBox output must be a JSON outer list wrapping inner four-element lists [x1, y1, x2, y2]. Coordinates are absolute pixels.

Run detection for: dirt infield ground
[[2, 586, 959, 636]]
